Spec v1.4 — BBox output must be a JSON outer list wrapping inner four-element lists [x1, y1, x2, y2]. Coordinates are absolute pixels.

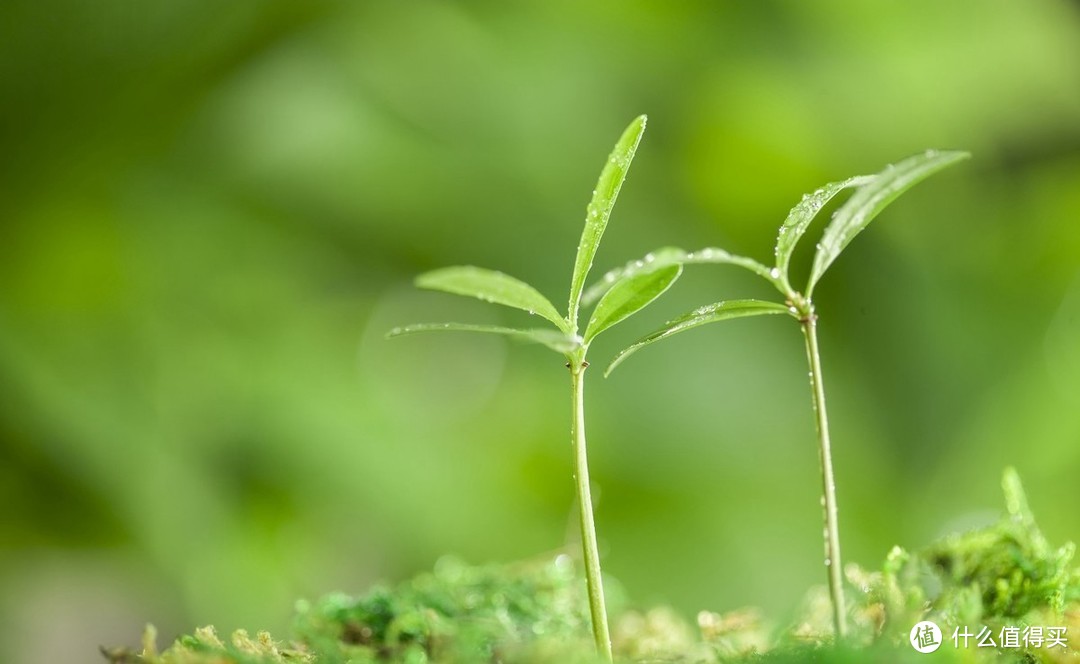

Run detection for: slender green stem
[[800, 308, 848, 639], [569, 361, 612, 661]]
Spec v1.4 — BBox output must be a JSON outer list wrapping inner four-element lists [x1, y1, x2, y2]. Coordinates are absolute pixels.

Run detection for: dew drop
[[554, 553, 572, 571], [769, 267, 781, 279]]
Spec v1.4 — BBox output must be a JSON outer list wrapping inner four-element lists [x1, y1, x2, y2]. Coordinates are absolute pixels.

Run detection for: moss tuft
[[104, 470, 1079, 663]]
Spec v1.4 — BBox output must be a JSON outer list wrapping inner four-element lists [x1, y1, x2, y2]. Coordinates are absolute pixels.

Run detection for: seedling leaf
[[807, 150, 969, 295], [386, 323, 580, 355], [605, 299, 793, 376], [568, 115, 647, 328], [581, 247, 682, 306], [683, 247, 778, 285], [416, 266, 567, 331], [583, 246, 776, 306], [584, 265, 682, 344], [774, 175, 874, 283]]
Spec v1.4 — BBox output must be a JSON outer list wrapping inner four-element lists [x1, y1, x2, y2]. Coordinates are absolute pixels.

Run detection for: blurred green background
[[2, 1, 1080, 661]]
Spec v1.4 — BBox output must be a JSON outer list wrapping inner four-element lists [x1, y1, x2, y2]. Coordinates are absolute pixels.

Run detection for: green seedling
[[592, 150, 970, 639], [388, 115, 679, 660]]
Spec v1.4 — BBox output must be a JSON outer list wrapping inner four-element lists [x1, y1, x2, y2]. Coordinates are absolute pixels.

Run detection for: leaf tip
[[620, 114, 648, 150], [385, 325, 417, 340], [603, 346, 637, 378], [602, 359, 620, 379], [413, 271, 436, 289], [927, 148, 972, 165]]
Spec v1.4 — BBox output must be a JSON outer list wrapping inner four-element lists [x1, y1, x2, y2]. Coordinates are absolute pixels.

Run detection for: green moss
[[105, 470, 1078, 663], [288, 555, 599, 663], [840, 468, 1078, 662]]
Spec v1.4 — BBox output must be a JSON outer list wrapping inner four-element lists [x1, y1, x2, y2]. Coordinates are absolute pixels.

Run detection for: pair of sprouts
[[389, 115, 968, 656]]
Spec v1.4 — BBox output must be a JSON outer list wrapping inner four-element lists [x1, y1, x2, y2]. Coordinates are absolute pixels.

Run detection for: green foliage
[[843, 469, 1079, 663], [888, 468, 1077, 624], [387, 324, 580, 354], [604, 151, 970, 369], [773, 176, 873, 288], [387, 116, 667, 660], [103, 624, 313, 664], [584, 265, 681, 345], [568, 115, 648, 330], [289, 556, 596, 663], [390, 115, 670, 363], [106, 470, 1080, 663], [585, 150, 969, 323], [110, 556, 600, 664], [598, 151, 969, 640], [806, 151, 970, 295], [414, 266, 568, 332], [582, 248, 777, 307], [6, 8, 1080, 660], [606, 300, 792, 376]]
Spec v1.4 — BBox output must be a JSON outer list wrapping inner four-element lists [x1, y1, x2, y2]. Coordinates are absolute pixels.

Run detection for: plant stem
[[800, 309, 848, 639], [569, 361, 613, 661]]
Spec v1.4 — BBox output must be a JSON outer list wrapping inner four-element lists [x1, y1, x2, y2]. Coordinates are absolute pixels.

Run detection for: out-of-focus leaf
[[583, 246, 777, 305], [387, 323, 580, 355], [567, 115, 647, 327], [605, 300, 793, 376], [807, 151, 970, 295], [583, 265, 682, 344], [416, 266, 567, 331], [774, 175, 874, 285]]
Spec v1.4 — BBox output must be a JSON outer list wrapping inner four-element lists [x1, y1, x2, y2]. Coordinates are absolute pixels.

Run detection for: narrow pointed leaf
[[807, 150, 969, 295], [386, 323, 580, 355], [605, 300, 794, 376], [583, 246, 777, 306], [567, 115, 647, 327], [582, 247, 685, 306], [682, 247, 778, 286], [416, 266, 567, 331], [774, 175, 874, 280], [584, 265, 682, 344]]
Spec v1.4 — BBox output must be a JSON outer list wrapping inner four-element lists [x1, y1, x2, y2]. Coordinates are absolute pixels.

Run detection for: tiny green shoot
[[595, 150, 970, 639], [388, 116, 677, 660]]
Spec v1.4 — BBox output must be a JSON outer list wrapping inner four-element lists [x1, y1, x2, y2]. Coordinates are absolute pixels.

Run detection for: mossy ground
[[103, 470, 1079, 663]]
